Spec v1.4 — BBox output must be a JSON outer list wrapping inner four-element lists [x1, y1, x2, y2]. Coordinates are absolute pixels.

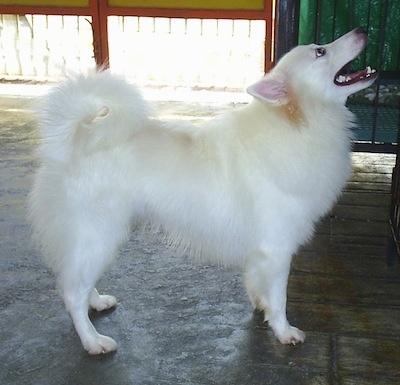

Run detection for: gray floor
[[1, 93, 399, 385]]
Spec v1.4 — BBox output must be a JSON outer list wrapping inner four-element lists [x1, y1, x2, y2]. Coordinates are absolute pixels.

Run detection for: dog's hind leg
[[61, 263, 118, 354], [245, 248, 305, 345], [58, 233, 122, 355]]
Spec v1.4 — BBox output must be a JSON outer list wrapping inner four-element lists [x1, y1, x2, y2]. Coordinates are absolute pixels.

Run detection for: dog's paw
[[275, 326, 306, 345], [89, 291, 117, 312], [85, 334, 118, 355]]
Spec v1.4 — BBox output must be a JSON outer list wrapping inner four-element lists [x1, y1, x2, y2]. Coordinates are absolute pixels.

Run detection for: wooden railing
[[0, 0, 274, 72]]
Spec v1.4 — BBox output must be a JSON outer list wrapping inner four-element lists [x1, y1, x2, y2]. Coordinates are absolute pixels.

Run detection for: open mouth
[[334, 65, 377, 86]]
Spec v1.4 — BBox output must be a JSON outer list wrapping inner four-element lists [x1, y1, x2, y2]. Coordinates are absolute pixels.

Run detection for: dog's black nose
[[354, 27, 366, 35]]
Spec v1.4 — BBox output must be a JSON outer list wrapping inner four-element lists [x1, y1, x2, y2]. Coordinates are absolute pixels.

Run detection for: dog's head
[[247, 28, 378, 109]]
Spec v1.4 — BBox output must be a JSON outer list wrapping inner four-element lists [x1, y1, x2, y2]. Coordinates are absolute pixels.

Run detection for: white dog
[[29, 28, 377, 354]]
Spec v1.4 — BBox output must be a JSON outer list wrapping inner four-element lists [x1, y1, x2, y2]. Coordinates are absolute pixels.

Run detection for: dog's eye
[[315, 47, 326, 58]]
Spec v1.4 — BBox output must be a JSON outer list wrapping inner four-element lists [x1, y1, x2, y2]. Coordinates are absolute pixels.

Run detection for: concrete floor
[[0, 88, 400, 385]]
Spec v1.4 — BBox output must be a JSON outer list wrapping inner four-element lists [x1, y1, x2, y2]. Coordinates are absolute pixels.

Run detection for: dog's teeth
[[337, 75, 346, 83], [366, 66, 376, 74]]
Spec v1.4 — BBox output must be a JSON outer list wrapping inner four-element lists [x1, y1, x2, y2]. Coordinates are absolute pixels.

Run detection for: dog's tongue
[[335, 66, 376, 85]]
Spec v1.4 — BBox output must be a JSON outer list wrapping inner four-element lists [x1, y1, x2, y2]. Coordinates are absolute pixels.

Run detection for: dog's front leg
[[245, 248, 305, 345]]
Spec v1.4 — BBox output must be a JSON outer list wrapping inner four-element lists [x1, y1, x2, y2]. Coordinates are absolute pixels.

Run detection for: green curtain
[[298, 0, 400, 71]]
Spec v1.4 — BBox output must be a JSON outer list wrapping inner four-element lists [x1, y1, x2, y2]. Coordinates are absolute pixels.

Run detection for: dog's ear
[[246, 74, 289, 106]]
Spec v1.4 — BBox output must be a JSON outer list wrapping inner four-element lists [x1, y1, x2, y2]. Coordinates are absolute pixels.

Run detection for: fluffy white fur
[[29, 28, 377, 354]]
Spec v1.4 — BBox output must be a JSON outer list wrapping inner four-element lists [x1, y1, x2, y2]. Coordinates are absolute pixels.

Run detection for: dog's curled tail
[[36, 69, 152, 163]]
